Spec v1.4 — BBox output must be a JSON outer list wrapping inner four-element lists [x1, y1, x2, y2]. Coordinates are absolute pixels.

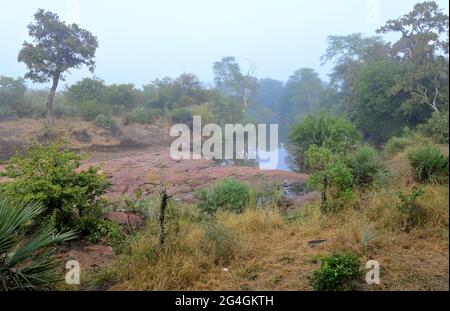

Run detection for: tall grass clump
[[195, 178, 250, 214], [407, 144, 448, 183], [346, 145, 386, 186]]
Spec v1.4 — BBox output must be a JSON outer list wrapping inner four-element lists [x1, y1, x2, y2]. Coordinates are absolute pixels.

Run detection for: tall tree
[[213, 56, 257, 110], [321, 33, 390, 99], [18, 9, 98, 125], [377, 1, 449, 113]]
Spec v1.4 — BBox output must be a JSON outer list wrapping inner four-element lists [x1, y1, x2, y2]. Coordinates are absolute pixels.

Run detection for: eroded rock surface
[[84, 148, 319, 205]]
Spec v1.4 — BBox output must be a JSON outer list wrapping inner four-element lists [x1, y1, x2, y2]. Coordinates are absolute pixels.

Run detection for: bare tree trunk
[[46, 72, 60, 126], [159, 186, 170, 248], [431, 86, 440, 112]]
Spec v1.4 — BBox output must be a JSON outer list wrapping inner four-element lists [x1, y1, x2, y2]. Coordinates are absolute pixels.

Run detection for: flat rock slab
[[83, 149, 317, 206], [60, 243, 115, 269]]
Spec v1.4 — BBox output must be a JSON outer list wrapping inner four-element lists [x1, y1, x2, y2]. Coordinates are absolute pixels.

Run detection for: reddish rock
[[83, 149, 315, 210], [64, 244, 115, 269]]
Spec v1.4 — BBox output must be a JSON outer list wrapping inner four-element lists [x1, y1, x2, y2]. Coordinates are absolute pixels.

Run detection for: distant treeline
[[1, 2, 448, 144]]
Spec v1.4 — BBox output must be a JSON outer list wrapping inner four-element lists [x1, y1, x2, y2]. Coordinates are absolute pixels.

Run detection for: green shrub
[[189, 104, 216, 124], [78, 99, 111, 121], [0, 76, 27, 119], [75, 215, 127, 253], [307, 162, 356, 213], [304, 145, 334, 170], [311, 252, 362, 291], [346, 145, 385, 186], [169, 107, 193, 127], [125, 107, 162, 124], [0, 199, 77, 290], [195, 178, 250, 214], [95, 114, 119, 133], [0, 141, 110, 233], [308, 162, 353, 193], [395, 187, 425, 232], [417, 111, 449, 144], [407, 144, 449, 183]]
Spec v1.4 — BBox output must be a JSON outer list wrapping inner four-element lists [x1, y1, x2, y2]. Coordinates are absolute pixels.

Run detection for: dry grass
[[84, 150, 448, 291]]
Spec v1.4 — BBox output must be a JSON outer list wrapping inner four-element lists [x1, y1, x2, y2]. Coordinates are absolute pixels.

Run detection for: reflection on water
[[216, 143, 299, 172]]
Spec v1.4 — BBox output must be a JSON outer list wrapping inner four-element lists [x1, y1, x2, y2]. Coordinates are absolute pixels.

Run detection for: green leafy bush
[[125, 107, 162, 124], [307, 162, 356, 213], [195, 178, 250, 214], [346, 145, 385, 186], [311, 252, 362, 291], [78, 99, 111, 121], [95, 114, 119, 133], [304, 145, 334, 170], [169, 107, 193, 126], [189, 104, 216, 125], [395, 187, 425, 232], [0, 141, 110, 233], [407, 144, 449, 183], [0, 199, 76, 290], [0, 76, 27, 119], [417, 111, 449, 144]]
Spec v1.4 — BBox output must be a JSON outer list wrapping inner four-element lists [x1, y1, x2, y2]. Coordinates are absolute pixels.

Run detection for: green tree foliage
[[246, 78, 283, 124], [143, 73, 211, 110], [102, 83, 141, 113], [377, 1, 449, 115], [213, 56, 257, 110], [18, 9, 98, 125], [0, 76, 27, 118], [351, 61, 411, 142], [0, 141, 110, 231], [208, 94, 245, 125], [321, 33, 390, 102], [0, 199, 76, 290], [252, 78, 284, 110], [417, 111, 449, 144], [278, 68, 326, 135], [283, 68, 325, 114], [65, 77, 106, 104]]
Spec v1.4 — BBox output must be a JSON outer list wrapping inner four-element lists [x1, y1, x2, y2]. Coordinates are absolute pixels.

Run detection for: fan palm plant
[[0, 199, 77, 290]]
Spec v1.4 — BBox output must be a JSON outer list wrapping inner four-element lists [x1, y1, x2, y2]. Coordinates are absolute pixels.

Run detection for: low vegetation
[[407, 144, 449, 184], [311, 252, 362, 291], [0, 199, 76, 290]]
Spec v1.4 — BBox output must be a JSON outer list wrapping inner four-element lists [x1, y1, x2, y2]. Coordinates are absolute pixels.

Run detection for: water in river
[[217, 143, 299, 172]]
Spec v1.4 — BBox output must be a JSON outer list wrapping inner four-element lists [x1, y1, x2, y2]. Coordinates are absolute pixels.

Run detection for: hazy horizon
[[1, 0, 449, 88]]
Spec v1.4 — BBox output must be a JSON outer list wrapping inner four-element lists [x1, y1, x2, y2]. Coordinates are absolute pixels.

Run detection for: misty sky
[[0, 0, 449, 88]]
